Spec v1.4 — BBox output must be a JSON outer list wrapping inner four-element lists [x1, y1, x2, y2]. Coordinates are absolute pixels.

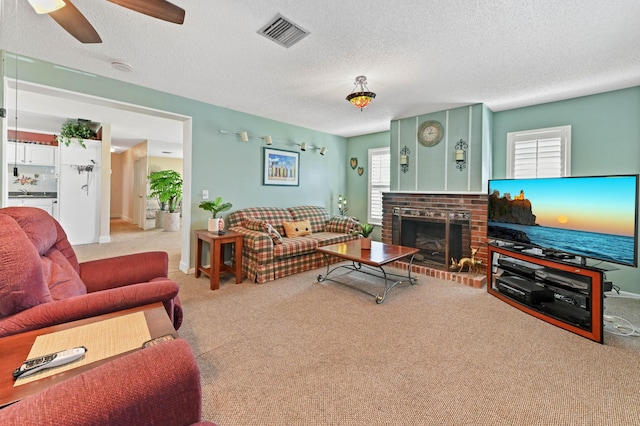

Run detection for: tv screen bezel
[[487, 174, 639, 268]]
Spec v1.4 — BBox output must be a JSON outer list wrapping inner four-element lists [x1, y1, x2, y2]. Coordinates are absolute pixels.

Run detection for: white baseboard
[[605, 290, 640, 299]]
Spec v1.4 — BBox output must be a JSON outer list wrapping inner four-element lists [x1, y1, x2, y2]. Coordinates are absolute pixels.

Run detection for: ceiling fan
[[27, 0, 185, 44]]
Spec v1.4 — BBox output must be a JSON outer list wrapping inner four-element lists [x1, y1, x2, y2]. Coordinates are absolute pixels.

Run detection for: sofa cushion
[[325, 216, 359, 234], [273, 236, 318, 258], [228, 207, 293, 236], [287, 206, 330, 233], [0, 215, 53, 317], [283, 220, 312, 237], [244, 218, 283, 245]]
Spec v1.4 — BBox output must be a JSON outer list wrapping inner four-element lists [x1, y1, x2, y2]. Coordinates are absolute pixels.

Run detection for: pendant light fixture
[[27, 0, 66, 14], [346, 75, 376, 111]]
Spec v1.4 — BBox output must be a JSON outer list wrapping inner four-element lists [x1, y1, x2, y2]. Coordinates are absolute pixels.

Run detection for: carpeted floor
[[74, 221, 640, 426]]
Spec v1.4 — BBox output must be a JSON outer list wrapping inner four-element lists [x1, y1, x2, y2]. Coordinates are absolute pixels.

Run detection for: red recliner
[[0, 207, 183, 338], [0, 338, 216, 425]]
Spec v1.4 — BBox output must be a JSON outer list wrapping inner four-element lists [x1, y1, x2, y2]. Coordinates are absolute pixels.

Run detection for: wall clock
[[418, 120, 444, 147]]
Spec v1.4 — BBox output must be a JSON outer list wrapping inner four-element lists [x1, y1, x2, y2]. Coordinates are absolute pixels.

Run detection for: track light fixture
[[300, 142, 307, 151], [320, 147, 327, 155], [265, 135, 273, 145]]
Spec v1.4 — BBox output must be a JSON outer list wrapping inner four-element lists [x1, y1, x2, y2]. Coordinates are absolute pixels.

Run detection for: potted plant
[[55, 120, 97, 148], [148, 170, 183, 232], [199, 197, 233, 233], [354, 222, 375, 249]]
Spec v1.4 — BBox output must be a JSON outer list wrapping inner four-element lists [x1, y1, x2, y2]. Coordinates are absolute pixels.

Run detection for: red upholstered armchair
[[0, 338, 216, 425], [0, 207, 182, 338]]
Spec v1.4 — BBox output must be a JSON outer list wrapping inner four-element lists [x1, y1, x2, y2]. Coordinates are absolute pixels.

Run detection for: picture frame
[[263, 147, 300, 186]]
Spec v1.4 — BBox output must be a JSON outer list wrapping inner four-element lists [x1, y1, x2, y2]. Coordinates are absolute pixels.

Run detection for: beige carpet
[[74, 221, 640, 426]]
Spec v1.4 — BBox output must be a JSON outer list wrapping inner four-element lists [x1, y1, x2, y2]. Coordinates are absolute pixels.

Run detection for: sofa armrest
[[229, 227, 274, 252], [0, 339, 216, 425], [80, 251, 169, 292], [0, 280, 180, 338]]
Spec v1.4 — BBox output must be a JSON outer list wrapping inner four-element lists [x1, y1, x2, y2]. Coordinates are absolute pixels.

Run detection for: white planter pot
[[155, 211, 165, 229], [163, 212, 181, 232], [208, 218, 224, 233]]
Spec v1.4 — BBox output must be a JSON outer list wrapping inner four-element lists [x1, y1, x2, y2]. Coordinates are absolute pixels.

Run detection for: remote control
[[13, 347, 87, 379]]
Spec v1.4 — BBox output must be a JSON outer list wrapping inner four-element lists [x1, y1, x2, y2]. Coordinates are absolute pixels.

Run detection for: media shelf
[[487, 243, 603, 343]]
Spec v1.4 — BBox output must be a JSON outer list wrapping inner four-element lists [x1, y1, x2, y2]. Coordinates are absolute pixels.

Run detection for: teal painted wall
[[1, 52, 347, 268], [391, 104, 489, 193], [492, 87, 640, 294], [345, 131, 390, 241]]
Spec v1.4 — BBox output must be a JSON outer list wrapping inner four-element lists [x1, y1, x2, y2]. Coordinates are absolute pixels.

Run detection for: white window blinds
[[368, 147, 390, 224], [506, 126, 571, 178]]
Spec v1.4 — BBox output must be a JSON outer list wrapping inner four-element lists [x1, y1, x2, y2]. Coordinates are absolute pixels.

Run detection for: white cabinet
[[7, 142, 56, 166], [6, 198, 59, 219]]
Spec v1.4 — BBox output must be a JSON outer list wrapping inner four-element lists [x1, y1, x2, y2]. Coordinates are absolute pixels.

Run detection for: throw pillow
[[244, 218, 283, 245], [282, 220, 312, 237], [325, 216, 359, 234]]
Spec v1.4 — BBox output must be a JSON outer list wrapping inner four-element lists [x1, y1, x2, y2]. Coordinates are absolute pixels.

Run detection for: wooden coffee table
[[0, 303, 176, 408], [316, 240, 420, 303]]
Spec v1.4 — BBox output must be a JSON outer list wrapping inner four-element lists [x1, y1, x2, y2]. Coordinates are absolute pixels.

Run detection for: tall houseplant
[[148, 170, 183, 231], [199, 197, 232, 233]]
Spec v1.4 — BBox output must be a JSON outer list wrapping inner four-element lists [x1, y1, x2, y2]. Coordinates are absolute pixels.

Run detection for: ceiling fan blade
[[108, 0, 185, 25], [49, 0, 102, 43]]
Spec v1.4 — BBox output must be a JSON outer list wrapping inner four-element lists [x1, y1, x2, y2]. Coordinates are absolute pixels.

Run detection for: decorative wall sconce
[[455, 139, 468, 171], [219, 130, 326, 155], [400, 146, 410, 173]]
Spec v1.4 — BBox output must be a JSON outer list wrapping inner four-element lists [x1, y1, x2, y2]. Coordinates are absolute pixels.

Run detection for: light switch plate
[[202, 190, 209, 200]]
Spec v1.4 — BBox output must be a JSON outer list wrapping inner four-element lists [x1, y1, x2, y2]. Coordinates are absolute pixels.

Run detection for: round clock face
[[418, 120, 444, 147]]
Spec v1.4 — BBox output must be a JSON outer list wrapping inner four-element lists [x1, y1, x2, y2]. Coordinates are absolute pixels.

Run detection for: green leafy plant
[[354, 222, 375, 238], [55, 120, 97, 148], [148, 170, 183, 213], [199, 197, 233, 218]]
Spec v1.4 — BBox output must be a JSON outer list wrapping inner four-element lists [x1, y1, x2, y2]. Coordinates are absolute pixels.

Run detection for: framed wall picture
[[263, 147, 300, 186]]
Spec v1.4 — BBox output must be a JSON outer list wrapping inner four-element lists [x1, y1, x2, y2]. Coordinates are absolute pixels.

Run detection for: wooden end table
[[195, 229, 244, 290], [0, 303, 176, 408], [316, 240, 419, 303]]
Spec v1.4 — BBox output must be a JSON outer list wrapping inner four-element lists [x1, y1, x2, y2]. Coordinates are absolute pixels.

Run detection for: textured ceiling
[[1, 0, 640, 146]]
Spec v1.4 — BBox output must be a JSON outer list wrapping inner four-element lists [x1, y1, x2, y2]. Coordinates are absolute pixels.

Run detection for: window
[[368, 147, 390, 225], [506, 125, 571, 178]]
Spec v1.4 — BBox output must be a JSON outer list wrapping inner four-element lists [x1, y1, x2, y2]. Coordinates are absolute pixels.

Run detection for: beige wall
[[110, 152, 124, 218], [148, 157, 183, 174]]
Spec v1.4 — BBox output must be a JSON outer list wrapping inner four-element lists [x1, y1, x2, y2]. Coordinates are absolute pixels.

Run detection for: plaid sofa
[[228, 206, 360, 283]]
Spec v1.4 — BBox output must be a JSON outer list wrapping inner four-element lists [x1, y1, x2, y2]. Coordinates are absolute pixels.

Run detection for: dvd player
[[497, 257, 542, 279], [535, 269, 590, 291], [496, 275, 555, 304], [539, 301, 591, 328]]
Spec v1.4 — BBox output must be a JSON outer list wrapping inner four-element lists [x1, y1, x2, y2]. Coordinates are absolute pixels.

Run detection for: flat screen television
[[488, 175, 639, 267]]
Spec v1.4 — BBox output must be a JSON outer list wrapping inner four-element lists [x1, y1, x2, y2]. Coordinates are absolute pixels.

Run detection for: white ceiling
[[1, 0, 640, 151]]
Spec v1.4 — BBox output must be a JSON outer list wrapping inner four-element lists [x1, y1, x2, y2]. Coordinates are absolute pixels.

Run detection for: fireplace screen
[[392, 208, 471, 268]]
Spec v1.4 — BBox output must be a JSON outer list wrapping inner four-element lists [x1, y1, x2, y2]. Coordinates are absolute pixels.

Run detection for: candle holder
[[455, 139, 468, 171], [400, 146, 410, 173]]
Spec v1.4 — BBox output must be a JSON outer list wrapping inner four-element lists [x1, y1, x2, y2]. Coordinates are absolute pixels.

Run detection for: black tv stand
[[488, 243, 603, 343]]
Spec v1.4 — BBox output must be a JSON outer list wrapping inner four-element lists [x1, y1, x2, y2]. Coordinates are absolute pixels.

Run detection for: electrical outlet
[[202, 190, 209, 200]]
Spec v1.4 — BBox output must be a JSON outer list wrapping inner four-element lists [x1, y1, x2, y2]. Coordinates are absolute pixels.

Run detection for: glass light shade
[[346, 92, 376, 110], [27, 0, 66, 14]]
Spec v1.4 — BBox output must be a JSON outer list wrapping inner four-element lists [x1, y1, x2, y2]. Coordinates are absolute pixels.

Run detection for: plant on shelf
[[148, 170, 183, 213], [55, 120, 97, 148], [199, 197, 232, 233]]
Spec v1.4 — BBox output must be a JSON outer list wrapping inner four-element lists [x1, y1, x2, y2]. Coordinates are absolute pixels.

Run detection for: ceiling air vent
[[258, 14, 309, 48]]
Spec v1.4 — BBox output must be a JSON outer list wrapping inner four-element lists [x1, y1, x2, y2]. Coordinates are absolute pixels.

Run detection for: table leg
[[195, 236, 203, 278], [211, 239, 221, 290]]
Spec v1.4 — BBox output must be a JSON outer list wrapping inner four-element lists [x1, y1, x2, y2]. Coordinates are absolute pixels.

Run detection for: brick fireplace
[[382, 193, 488, 288]]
